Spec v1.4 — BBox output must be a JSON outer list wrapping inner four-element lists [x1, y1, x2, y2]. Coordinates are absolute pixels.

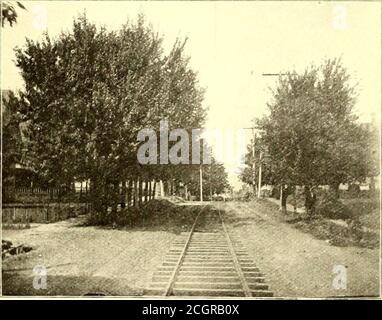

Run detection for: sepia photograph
[[1, 0, 381, 300]]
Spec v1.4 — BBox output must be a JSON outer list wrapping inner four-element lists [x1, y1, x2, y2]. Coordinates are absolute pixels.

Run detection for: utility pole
[[257, 151, 263, 198], [199, 164, 203, 202], [251, 129, 257, 195], [199, 137, 205, 203], [243, 127, 257, 196]]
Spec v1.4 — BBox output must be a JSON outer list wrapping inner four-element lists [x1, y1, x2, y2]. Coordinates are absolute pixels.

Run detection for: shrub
[[348, 184, 361, 198], [243, 191, 254, 201], [316, 192, 351, 219], [271, 187, 280, 200], [85, 211, 111, 226]]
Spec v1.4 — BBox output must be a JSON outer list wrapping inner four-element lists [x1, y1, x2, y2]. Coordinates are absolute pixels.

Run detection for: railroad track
[[145, 204, 273, 297]]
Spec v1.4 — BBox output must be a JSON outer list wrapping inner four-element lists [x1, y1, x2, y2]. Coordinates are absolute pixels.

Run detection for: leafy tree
[[251, 59, 374, 214], [184, 158, 230, 200], [2, 91, 23, 200], [204, 159, 230, 197], [12, 14, 206, 218], [239, 137, 275, 195]]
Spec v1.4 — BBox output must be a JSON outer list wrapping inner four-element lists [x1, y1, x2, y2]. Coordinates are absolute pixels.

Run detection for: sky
[[1, 1, 381, 190]]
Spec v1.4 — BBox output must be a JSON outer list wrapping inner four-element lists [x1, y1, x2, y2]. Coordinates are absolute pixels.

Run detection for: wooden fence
[[2, 202, 88, 224], [3, 186, 89, 203]]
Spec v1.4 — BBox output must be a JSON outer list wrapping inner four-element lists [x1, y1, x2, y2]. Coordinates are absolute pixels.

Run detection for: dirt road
[[2, 201, 379, 298], [220, 201, 380, 298], [2, 217, 177, 296]]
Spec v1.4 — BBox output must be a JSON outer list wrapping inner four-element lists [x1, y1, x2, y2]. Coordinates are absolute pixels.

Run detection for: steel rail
[[162, 205, 205, 296], [217, 204, 252, 297]]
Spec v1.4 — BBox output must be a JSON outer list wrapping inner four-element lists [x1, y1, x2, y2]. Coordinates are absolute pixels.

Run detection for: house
[[2, 89, 41, 189]]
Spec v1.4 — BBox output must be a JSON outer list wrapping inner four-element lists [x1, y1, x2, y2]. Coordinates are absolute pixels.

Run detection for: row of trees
[[240, 59, 379, 214], [4, 14, 229, 217]]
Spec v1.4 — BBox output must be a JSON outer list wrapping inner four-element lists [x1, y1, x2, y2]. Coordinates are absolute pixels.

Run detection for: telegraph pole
[[199, 164, 203, 202], [251, 128, 257, 195], [199, 137, 204, 202], [243, 127, 257, 195], [257, 151, 263, 198]]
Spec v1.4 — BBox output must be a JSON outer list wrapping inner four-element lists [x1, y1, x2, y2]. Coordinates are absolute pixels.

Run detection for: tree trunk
[[144, 180, 149, 203], [111, 183, 119, 214], [280, 185, 292, 214], [304, 186, 311, 214], [280, 185, 288, 214], [153, 180, 157, 199], [164, 180, 168, 196], [148, 180, 152, 201], [127, 180, 132, 208], [85, 180, 89, 213], [281, 191, 288, 214], [253, 183, 257, 196], [121, 181, 127, 208], [133, 180, 137, 208], [330, 182, 340, 199], [89, 176, 108, 216], [138, 178, 143, 207], [304, 185, 317, 215]]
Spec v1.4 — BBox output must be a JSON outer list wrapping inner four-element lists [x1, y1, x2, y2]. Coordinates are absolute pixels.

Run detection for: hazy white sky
[[2, 1, 381, 189]]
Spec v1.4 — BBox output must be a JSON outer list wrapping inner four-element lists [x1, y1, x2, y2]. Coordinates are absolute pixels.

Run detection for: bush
[[348, 184, 361, 198], [243, 191, 255, 201], [84, 199, 200, 231], [316, 193, 351, 219], [271, 187, 280, 199]]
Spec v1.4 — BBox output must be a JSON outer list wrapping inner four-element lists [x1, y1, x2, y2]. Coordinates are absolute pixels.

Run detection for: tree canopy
[[241, 59, 378, 211], [9, 14, 217, 212]]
